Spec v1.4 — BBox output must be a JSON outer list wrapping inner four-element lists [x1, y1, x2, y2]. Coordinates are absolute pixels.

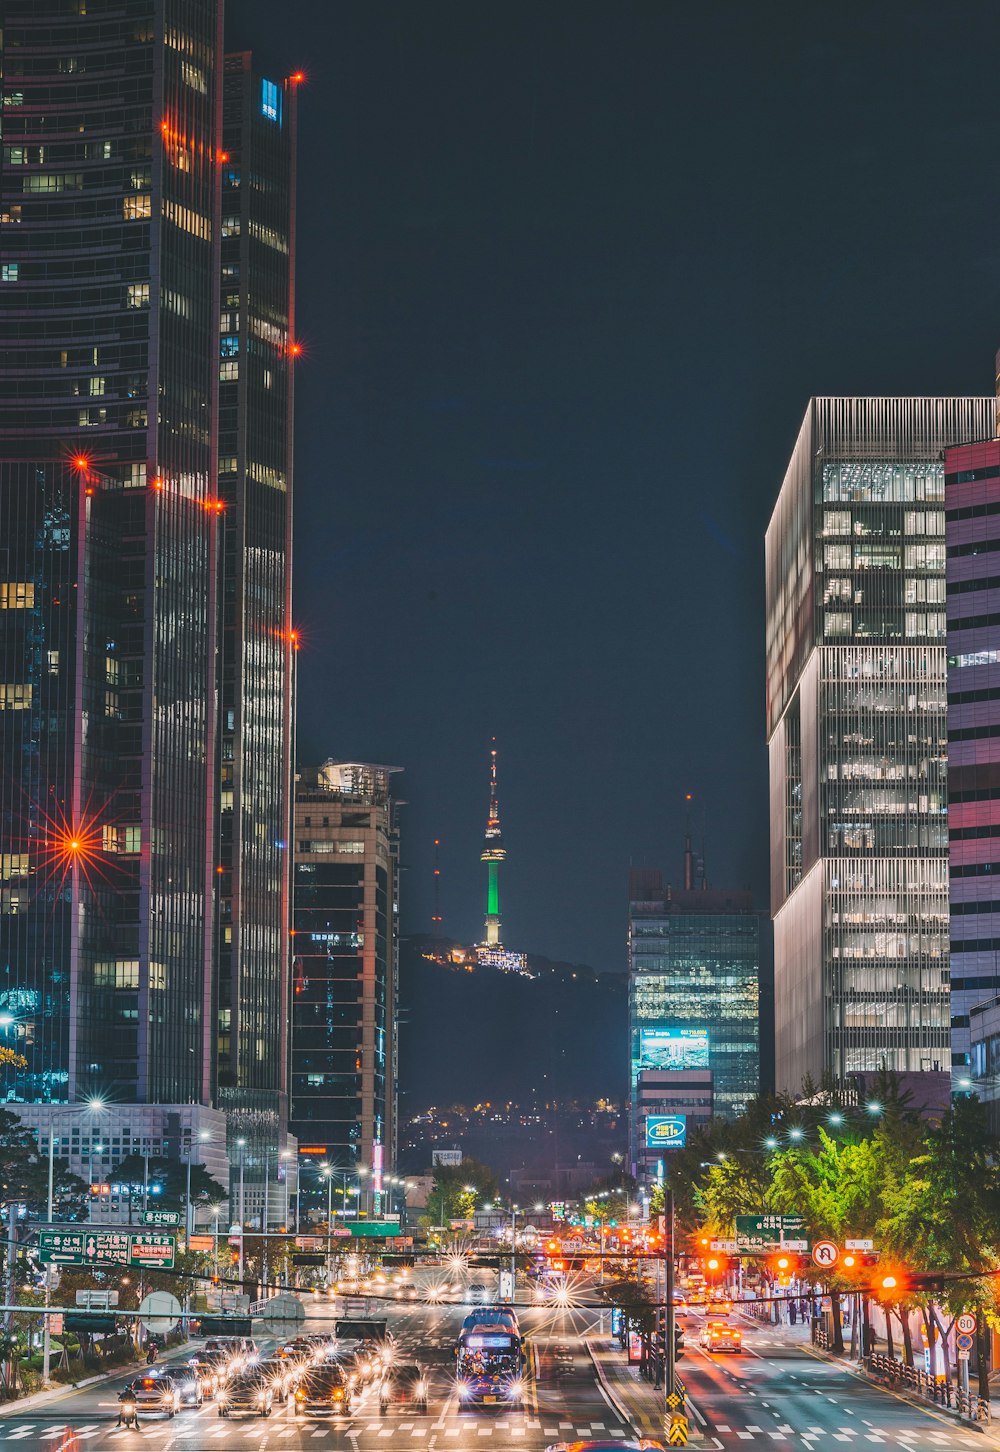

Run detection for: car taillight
[[295, 1389, 305, 1401]]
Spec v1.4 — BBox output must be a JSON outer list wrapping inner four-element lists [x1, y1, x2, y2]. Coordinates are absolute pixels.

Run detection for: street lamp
[[235, 1138, 247, 1283], [186, 1128, 211, 1239]]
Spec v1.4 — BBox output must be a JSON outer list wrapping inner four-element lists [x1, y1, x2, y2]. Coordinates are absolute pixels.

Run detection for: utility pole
[[42, 1131, 55, 1383], [664, 1184, 676, 1423]]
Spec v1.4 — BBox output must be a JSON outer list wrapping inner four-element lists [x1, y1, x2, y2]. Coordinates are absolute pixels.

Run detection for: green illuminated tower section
[[480, 740, 506, 947]]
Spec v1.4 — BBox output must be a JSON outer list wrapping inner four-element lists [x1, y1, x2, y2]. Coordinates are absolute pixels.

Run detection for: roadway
[[678, 1303, 992, 1450], [0, 1291, 993, 1449]]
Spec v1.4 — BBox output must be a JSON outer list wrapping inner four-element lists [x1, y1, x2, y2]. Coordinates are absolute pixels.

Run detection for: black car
[[217, 1370, 274, 1418], [379, 1361, 428, 1414], [293, 1365, 353, 1417]]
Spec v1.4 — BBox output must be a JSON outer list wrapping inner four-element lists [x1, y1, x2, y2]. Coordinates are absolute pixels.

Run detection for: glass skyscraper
[[766, 397, 994, 1094], [627, 869, 760, 1165], [0, 7, 297, 1197], [214, 53, 298, 1159], [0, 0, 224, 1105]]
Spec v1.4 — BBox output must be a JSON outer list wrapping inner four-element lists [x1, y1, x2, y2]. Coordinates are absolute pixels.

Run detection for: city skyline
[[231, 0, 1000, 969]]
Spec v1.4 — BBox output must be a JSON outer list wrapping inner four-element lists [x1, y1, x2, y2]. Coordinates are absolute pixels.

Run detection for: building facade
[[633, 1067, 713, 1187], [627, 869, 760, 1165], [0, 0, 224, 1106], [0, 4, 298, 1209], [214, 52, 298, 1178], [766, 397, 994, 1093], [944, 427, 1000, 1068], [291, 762, 401, 1208]]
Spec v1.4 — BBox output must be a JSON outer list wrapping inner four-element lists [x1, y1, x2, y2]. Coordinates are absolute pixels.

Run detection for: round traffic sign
[[957, 1312, 977, 1335], [811, 1240, 840, 1269], [957, 1332, 974, 1352], [138, 1290, 181, 1334]]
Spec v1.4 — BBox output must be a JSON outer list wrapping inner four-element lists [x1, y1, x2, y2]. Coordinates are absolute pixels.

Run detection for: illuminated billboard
[[646, 1115, 687, 1150], [638, 1026, 709, 1071]]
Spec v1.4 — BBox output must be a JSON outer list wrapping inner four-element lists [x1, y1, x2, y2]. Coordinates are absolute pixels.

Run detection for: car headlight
[[181, 1379, 196, 1392]]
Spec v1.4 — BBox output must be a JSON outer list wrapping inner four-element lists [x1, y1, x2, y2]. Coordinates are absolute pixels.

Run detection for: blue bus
[[455, 1323, 525, 1407]]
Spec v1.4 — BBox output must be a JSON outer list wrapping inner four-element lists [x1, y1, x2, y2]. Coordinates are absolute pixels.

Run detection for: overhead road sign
[[343, 1221, 403, 1238], [141, 1210, 181, 1227], [734, 1214, 807, 1250], [38, 1229, 175, 1269], [845, 1238, 874, 1251]]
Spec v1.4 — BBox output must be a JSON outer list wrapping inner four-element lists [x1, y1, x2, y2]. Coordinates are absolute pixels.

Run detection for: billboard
[[638, 1026, 709, 1071], [645, 1114, 687, 1150]]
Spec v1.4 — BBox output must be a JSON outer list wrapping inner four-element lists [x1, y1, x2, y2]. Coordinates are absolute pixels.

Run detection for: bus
[[455, 1322, 526, 1407]]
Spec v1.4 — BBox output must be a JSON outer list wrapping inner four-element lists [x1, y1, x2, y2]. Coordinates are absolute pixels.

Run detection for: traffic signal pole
[[665, 1184, 675, 1420]]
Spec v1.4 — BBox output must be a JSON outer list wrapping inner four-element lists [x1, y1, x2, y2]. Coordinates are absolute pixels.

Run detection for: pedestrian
[[790, 1300, 798, 1325]]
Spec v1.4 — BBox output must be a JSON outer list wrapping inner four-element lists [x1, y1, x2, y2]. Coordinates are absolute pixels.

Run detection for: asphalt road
[[680, 1305, 992, 1450], [0, 1293, 993, 1450], [0, 1296, 631, 1451]]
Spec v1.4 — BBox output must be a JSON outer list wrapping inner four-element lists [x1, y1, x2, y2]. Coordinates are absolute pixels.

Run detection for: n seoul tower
[[480, 739, 506, 947]]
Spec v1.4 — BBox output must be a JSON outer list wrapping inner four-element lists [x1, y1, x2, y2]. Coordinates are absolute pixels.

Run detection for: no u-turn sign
[[811, 1240, 839, 1269]]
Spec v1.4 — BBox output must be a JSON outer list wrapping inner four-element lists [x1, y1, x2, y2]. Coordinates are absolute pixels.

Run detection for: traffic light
[[675, 1324, 684, 1361]]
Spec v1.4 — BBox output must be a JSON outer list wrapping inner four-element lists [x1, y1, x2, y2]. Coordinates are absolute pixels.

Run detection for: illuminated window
[[88, 377, 106, 396], [23, 173, 82, 193], [181, 60, 207, 94], [221, 215, 240, 238], [0, 685, 32, 710], [123, 194, 151, 221], [218, 456, 237, 475], [337, 841, 366, 855], [220, 360, 238, 381], [1, 264, 18, 282], [47, 651, 59, 674], [220, 335, 239, 358], [94, 960, 140, 989], [261, 78, 282, 124], [121, 827, 142, 853], [126, 282, 150, 308], [0, 584, 34, 609], [0, 856, 30, 880], [824, 613, 852, 637]]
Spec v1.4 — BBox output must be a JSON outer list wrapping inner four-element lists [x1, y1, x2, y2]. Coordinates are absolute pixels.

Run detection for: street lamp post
[[321, 1166, 334, 1283], [236, 1138, 247, 1284], [186, 1128, 211, 1239]]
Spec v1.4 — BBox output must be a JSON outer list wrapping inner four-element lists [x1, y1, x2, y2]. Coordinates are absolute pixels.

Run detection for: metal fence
[[863, 1351, 991, 1424]]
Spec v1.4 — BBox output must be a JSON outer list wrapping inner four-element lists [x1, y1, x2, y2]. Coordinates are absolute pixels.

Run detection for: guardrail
[[864, 1352, 991, 1424]]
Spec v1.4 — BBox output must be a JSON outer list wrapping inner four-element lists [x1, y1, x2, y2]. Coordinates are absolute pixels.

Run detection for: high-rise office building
[[214, 53, 298, 1172], [0, 5, 298, 1207], [766, 397, 993, 1094], [291, 762, 401, 1208], [943, 398, 1000, 1070], [627, 865, 760, 1175], [0, 0, 224, 1107]]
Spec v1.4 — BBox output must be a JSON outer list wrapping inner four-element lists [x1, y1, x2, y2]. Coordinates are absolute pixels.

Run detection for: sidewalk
[[587, 1338, 704, 1445]]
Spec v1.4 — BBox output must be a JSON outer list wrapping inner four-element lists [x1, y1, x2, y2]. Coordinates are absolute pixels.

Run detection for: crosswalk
[[0, 1417, 632, 1444], [706, 1423, 985, 1446]]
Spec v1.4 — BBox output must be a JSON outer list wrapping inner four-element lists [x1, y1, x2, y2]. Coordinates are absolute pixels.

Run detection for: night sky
[[233, 0, 1000, 969]]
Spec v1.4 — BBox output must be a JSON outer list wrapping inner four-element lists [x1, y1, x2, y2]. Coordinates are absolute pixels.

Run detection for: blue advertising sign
[[646, 1114, 687, 1150]]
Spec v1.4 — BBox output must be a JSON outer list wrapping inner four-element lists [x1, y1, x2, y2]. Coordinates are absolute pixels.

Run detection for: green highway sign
[[734, 1215, 807, 1249], [38, 1229, 175, 1269], [343, 1221, 404, 1238], [141, 1210, 181, 1228]]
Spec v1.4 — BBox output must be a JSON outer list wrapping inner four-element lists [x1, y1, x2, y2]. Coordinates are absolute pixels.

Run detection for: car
[[293, 1365, 354, 1417], [699, 1320, 743, 1352], [171, 1365, 206, 1408], [257, 1356, 297, 1404], [182, 1354, 219, 1399], [379, 1360, 428, 1414], [395, 1282, 419, 1301], [217, 1370, 275, 1418], [708, 1296, 734, 1314], [127, 1371, 181, 1418]]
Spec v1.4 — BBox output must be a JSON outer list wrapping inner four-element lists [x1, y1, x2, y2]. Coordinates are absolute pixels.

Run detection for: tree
[[0, 1108, 89, 1220], [428, 1158, 500, 1224], [105, 1155, 226, 1215]]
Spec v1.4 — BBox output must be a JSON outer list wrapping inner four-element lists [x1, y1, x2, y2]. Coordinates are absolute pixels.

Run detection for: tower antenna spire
[[480, 737, 506, 947], [431, 838, 443, 933]]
